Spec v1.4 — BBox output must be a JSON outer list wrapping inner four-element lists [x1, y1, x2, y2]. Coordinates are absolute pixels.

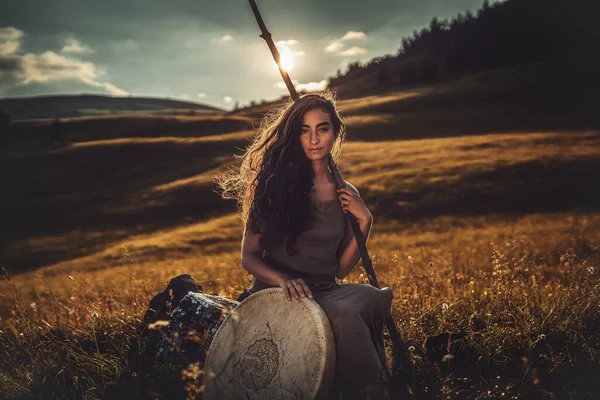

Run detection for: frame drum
[[202, 287, 336, 400]]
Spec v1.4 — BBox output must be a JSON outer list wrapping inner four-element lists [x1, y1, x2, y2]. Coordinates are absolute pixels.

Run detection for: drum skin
[[202, 287, 336, 400]]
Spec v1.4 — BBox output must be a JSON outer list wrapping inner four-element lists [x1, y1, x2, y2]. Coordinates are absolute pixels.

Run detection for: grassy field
[[1, 63, 599, 398]]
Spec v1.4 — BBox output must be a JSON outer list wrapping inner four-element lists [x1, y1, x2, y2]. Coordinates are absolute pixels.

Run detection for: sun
[[279, 52, 294, 72]]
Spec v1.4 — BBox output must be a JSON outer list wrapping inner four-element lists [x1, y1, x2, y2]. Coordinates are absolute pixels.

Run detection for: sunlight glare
[[278, 53, 294, 72]]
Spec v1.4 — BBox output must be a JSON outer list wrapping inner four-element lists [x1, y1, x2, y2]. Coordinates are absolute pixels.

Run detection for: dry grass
[[1, 210, 599, 399], [0, 127, 600, 399], [1, 73, 600, 397], [337, 91, 424, 115]]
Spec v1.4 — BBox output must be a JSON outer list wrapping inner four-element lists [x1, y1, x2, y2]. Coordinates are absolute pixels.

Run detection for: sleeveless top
[[249, 182, 355, 292]]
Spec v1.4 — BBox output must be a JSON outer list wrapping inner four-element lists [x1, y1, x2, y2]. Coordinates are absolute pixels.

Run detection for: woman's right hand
[[278, 277, 313, 301]]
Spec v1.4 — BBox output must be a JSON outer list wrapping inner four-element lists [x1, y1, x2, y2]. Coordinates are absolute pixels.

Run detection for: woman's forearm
[[336, 217, 373, 280], [241, 253, 289, 286]]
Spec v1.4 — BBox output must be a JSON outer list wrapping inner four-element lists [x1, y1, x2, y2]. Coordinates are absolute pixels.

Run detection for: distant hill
[[0, 94, 224, 121], [327, 0, 598, 97], [235, 52, 600, 139]]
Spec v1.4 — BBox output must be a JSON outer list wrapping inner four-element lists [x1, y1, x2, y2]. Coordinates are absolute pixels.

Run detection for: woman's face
[[299, 108, 336, 161]]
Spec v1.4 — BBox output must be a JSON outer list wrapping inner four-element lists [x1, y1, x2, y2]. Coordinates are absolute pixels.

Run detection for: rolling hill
[[1, 0, 599, 396], [0, 94, 224, 121], [1, 58, 599, 274]]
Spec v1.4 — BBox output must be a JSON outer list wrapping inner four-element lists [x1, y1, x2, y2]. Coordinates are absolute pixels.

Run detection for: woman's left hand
[[337, 188, 372, 224]]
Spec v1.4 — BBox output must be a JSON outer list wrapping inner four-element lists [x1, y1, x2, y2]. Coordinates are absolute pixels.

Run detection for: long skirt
[[247, 280, 394, 399]]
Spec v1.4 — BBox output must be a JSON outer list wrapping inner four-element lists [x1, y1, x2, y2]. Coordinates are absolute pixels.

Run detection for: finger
[[288, 282, 301, 300], [290, 281, 304, 299], [299, 280, 313, 299], [339, 197, 353, 206], [342, 189, 355, 198], [281, 282, 291, 301]]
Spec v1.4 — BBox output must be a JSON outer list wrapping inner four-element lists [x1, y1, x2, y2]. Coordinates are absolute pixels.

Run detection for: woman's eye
[[319, 127, 329, 132]]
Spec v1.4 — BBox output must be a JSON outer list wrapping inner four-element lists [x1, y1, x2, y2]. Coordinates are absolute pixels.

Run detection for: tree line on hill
[[2, 0, 596, 118], [328, 0, 597, 88]]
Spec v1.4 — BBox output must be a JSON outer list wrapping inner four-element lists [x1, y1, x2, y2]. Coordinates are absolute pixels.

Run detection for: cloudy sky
[[1, 0, 492, 110]]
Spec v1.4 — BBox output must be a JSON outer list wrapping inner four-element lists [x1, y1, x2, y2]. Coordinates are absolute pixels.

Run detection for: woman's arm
[[335, 183, 373, 280], [335, 216, 373, 280], [241, 229, 314, 300], [241, 230, 289, 286]]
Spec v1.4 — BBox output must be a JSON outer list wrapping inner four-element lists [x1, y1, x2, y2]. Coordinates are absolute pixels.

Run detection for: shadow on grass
[[370, 157, 600, 219], [3, 157, 599, 274]]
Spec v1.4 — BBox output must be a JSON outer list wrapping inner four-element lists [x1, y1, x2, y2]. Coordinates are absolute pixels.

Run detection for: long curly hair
[[213, 91, 347, 256]]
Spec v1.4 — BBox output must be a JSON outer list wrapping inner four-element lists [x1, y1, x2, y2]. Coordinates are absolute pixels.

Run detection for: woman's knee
[[348, 284, 393, 312]]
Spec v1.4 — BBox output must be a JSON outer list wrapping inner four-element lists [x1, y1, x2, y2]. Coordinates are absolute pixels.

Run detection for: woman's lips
[[309, 147, 322, 152]]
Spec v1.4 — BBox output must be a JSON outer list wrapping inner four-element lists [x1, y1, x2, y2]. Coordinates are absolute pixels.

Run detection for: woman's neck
[[312, 158, 332, 185]]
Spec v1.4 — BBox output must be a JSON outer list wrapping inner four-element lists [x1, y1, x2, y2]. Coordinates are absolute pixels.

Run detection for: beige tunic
[[248, 188, 393, 397]]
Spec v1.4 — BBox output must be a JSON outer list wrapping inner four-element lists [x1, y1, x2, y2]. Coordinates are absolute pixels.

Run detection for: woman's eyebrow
[[301, 121, 331, 128]]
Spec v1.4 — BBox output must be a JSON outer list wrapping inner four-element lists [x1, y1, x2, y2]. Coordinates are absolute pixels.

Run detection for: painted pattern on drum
[[239, 336, 281, 389], [203, 288, 335, 400]]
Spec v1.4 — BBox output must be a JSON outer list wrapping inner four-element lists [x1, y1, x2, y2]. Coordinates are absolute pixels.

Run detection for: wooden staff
[[247, 0, 410, 380]]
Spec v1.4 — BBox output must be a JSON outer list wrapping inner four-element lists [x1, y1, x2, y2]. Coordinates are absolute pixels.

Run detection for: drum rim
[[203, 287, 335, 399]]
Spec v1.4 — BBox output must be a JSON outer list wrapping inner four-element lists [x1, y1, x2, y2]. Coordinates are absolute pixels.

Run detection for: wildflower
[[148, 320, 170, 330], [181, 361, 202, 380], [539, 334, 546, 341], [91, 312, 99, 319], [442, 303, 449, 311], [408, 346, 415, 352]]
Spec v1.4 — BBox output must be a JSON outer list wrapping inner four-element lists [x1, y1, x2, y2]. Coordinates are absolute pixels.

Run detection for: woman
[[214, 91, 393, 400]]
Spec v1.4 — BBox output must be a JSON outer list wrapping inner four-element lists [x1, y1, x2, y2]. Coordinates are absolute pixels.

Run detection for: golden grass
[[60, 130, 257, 149], [4, 129, 596, 280], [1, 209, 599, 398], [342, 113, 396, 127], [1, 92, 599, 397], [337, 131, 600, 195], [337, 91, 424, 115], [59, 114, 229, 123]]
